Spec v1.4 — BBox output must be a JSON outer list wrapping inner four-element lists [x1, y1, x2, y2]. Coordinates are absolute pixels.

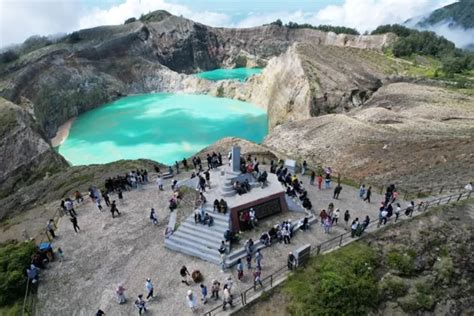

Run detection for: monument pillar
[[231, 146, 241, 173]]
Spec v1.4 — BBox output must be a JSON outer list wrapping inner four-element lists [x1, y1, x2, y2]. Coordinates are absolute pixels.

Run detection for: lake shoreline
[[50, 117, 76, 147]]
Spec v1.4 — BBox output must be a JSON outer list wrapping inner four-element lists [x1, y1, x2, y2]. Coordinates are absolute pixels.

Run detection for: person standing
[[175, 161, 180, 174], [301, 160, 307, 176], [134, 294, 147, 315], [288, 252, 296, 270], [364, 186, 372, 203], [110, 201, 120, 218], [96, 198, 103, 212], [222, 284, 233, 311], [359, 184, 366, 199], [283, 228, 291, 244], [351, 218, 359, 238], [317, 174, 323, 190], [344, 210, 351, 230], [332, 209, 340, 225], [333, 184, 342, 199], [253, 267, 263, 290], [200, 283, 208, 304], [211, 279, 220, 300], [57, 247, 64, 262], [180, 265, 190, 285], [145, 278, 154, 300], [255, 249, 263, 269], [116, 284, 126, 304], [70, 215, 80, 233], [156, 175, 164, 191], [103, 191, 111, 207], [117, 189, 124, 204], [310, 171, 316, 185], [46, 219, 56, 239], [323, 217, 332, 234], [236, 259, 244, 280], [249, 208, 257, 229], [395, 203, 401, 222], [150, 208, 158, 225], [246, 253, 252, 269], [65, 199, 77, 217], [186, 290, 198, 312]]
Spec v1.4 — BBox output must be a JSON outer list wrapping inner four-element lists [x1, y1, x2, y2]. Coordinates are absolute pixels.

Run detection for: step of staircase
[[179, 221, 225, 239], [183, 216, 229, 231], [165, 238, 221, 265], [169, 233, 222, 251], [174, 226, 224, 244]]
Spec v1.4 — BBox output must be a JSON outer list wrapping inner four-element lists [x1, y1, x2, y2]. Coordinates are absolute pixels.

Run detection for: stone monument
[[231, 146, 241, 173]]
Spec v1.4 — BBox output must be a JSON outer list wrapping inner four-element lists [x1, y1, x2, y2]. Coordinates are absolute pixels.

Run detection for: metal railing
[[267, 157, 469, 202], [203, 190, 472, 315]]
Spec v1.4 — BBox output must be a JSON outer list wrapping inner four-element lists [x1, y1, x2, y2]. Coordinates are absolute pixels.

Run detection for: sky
[[0, 0, 457, 48]]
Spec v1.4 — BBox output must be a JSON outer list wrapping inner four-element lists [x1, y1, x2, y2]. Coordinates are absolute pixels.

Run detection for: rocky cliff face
[[0, 10, 396, 138], [195, 42, 396, 129], [0, 98, 68, 202], [264, 82, 474, 189]]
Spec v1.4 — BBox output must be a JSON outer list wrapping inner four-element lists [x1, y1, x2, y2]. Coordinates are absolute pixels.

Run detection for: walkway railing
[[203, 190, 472, 315]]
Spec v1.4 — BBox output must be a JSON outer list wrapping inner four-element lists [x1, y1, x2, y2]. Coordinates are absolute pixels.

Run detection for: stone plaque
[[237, 197, 282, 230], [295, 244, 311, 266]]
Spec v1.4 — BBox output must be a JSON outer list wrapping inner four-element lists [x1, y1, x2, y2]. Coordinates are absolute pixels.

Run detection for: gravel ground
[[36, 167, 388, 316]]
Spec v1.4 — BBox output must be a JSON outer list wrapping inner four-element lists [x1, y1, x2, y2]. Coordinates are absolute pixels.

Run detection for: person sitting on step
[[203, 213, 214, 227]]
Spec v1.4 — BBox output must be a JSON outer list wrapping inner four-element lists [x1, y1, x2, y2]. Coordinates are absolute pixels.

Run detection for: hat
[[146, 278, 151, 282], [187, 290, 192, 295], [289, 251, 293, 255]]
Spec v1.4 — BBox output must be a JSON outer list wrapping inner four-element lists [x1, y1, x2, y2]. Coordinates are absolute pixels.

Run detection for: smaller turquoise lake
[[196, 67, 262, 82], [58, 94, 267, 166]]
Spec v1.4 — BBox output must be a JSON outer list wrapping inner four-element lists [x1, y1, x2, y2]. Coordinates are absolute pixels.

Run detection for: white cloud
[[0, 0, 85, 48], [78, 0, 230, 29], [420, 21, 474, 48], [0, 0, 461, 49], [315, 0, 458, 33], [233, 0, 459, 32]]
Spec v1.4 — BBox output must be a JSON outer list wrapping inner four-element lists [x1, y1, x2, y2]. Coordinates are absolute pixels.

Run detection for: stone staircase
[[164, 204, 230, 265]]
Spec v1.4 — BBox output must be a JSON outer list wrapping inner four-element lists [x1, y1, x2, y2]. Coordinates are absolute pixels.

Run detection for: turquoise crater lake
[[58, 94, 268, 166], [196, 68, 262, 82]]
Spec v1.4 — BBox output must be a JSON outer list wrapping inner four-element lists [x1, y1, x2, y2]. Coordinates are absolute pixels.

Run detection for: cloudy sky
[[0, 0, 456, 48]]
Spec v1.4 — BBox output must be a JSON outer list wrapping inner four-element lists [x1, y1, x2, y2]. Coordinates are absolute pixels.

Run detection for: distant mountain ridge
[[406, 0, 474, 49], [416, 0, 473, 29]]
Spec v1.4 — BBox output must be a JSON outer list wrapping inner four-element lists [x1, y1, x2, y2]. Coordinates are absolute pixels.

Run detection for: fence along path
[[203, 190, 472, 316]]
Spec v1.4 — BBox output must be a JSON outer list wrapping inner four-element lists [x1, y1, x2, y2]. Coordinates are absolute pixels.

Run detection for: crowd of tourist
[[36, 152, 458, 316]]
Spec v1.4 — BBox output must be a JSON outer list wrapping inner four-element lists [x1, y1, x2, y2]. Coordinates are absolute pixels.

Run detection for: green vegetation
[[124, 17, 137, 24], [0, 50, 19, 64], [269, 19, 360, 35], [417, 0, 474, 29], [379, 275, 409, 299], [284, 243, 379, 315], [0, 241, 37, 307], [372, 24, 474, 77], [386, 247, 416, 276]]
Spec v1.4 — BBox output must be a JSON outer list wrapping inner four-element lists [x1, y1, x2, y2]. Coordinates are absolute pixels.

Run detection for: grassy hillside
[[238, 200, 474, 315]]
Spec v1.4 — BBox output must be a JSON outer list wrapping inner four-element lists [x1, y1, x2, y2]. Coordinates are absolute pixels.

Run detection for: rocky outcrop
[[197, 42, 396, 129], [264, 83, 474, 189], [0, 98, 68, 205], [0, 10, 396, 138]]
